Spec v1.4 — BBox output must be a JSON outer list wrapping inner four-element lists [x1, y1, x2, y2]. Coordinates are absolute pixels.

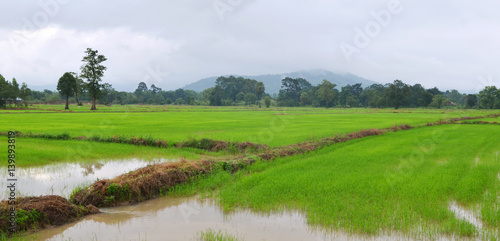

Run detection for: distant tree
[[445, 89, 464, 106], [185, 96, 195, 105], [175, 98, 184, 105], [465, 94, 478, 109], [426, 87, 443, 96], [300, 92, 310, 106], [264, 96, 271, 108], [116, 91, 128, 105], [73, 73, 85, 106], [154, 93, 165, 105], [150, 84, 162, 94], [316, 80, 337, 108], [9, 78, 20, 106], [208, 85, 224, 106], [236, 92, 245, 102], [386, 80, 411, 109], [0, 75, 8, 107], [339, 83, 362, 107], [360, 84, 386, 108], [430, 95, 446, 109], [57, 72, 77, 109], [19, 83, 31, 107], [80, 48, 107, 110], [419, 91, 434, 108], [278, 77, 312, 106], [165, 98, 172, 104], [244, 93, 257, 106], [136, 82, 148, 92], [99, 83, 115, 105], [255, 81, 265, 107], [479, 86, 498, 109]]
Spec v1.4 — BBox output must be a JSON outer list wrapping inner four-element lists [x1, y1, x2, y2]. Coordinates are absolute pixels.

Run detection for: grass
[[2, 105, 500, 238], [2, 106, 498, 147], [170, 124, 500, 238], [198, 229, 243, 241], [0, 136, 214, 167]]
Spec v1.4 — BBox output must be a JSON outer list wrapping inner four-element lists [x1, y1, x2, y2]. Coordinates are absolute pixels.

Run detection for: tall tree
[[57, 72, 77, 109], [80, 48, 107, 110], [386, 80, 411, 109], [316, 80, 337, 108]]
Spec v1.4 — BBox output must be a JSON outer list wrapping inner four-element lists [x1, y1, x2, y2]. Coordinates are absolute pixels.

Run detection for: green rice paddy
[[2, 105, 500, 239], [173, 124, 500, 238]]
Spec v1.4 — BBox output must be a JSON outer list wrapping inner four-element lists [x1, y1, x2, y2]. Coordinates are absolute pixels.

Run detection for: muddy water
[[29, 196, 417, 241], [0, 159, 167, 199]]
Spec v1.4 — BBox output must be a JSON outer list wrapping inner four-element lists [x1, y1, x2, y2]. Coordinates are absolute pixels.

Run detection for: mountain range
[[182, 69, 377, 94]]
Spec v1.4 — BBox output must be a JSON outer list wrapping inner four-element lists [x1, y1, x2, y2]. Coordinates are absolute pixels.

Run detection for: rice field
[[2, 105, 497, 147], [1, 105, 500, 240], [171, 124, 500, 239]]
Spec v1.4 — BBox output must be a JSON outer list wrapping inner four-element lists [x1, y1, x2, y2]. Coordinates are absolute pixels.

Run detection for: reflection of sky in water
[[32, 197, 416, 241], [0, 159, 169, 199]]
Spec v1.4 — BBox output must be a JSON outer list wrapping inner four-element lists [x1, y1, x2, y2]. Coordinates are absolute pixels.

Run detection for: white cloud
[[0, 0, 499, 92]]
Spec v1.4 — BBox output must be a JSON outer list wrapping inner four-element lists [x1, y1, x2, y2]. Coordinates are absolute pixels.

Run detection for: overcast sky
[[1, 0, 499, 93]]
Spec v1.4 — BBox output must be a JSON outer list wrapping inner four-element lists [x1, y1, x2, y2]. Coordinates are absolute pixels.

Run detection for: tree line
[[1, 48, 499, 109]]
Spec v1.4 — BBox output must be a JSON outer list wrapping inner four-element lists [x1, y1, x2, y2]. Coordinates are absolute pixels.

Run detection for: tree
[[244, 93, 257, 106], [19, 83, 31, 107], [99, 83, 115, 105], [255, 81, 265, 107], [278, 77, 312, 106], [386, 80, 411, 109], [71, 73, 85, 106], [57, 72, 77, 109], [316, 80, 337, 108], [339, 83, 362, 107], [430, 95, 446, 109], [264, 96, 271, 108], [208, 85, 224, 106], [150, 84, 162, 94], [10, 78, 20, 106], [479, 86, 498, 109], [0, 75, 8, 107], [465, 94, 478, 109], [80, 48, 107, 110], [175, 98, 184, 105]]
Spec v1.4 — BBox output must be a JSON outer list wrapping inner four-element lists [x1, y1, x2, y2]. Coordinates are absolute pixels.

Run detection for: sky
[[1, 0, 499, 93]]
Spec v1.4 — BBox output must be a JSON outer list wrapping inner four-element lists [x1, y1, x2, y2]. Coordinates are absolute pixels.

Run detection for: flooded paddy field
[[1, 108, 499, 240], [0, 159, 168, 199], [24, 196, 421, 241]]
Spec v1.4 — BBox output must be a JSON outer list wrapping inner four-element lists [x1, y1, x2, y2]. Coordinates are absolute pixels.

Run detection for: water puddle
[[0, 159, 169, 199], [29, 196, 419, 241], [448, 201, 483, 230]]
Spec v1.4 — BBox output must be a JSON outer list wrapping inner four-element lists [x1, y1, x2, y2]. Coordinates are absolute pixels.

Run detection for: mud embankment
[[0, 196, 99, 234]]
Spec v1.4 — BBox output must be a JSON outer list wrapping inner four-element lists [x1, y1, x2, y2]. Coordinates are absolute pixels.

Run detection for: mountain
[[182, 69, 377, 94]]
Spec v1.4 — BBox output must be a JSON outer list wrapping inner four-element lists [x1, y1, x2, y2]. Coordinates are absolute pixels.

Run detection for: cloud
[[0, 0, 499, 92]]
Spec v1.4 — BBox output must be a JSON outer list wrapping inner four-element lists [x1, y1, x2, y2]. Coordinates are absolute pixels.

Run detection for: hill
[[182, 69, 377, 94]]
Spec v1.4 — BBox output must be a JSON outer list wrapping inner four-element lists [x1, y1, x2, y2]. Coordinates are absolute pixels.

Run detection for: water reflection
[[0, 159, 169, 199], [29, 196, 420, 241]]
